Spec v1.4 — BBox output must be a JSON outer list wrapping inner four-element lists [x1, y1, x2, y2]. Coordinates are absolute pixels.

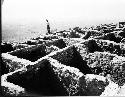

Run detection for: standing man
[[46, 19, 51, 34]]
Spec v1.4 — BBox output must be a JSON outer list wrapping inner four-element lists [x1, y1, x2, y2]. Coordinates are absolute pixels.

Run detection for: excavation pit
[[2, 58, 84, 96], [1, 44, 59, 75], [50, 45, 92, 74], [8, 44, 47, 62]]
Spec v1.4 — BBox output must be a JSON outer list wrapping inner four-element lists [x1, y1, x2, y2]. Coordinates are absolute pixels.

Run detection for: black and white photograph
[[1, 0, 125, 96]]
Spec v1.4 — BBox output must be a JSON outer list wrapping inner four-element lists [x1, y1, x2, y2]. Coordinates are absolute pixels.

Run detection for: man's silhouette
[[46, 19, 50, 34]]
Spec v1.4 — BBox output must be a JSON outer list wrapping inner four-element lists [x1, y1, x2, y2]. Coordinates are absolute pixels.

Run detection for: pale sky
[[2, 0, 125, 29]]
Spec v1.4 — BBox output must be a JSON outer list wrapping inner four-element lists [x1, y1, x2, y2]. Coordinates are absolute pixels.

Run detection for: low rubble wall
[[1, 44, 59, 75], [1, 53, 33, 75]]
